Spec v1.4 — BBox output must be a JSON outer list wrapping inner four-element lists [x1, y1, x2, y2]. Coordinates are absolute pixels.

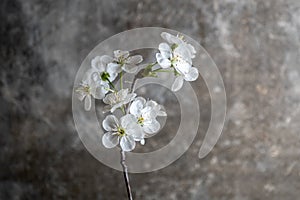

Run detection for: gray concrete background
[[1, 0, 300, 199]]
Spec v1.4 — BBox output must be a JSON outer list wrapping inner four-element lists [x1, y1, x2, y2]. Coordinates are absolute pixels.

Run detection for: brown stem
[[120, 150, 133, 200]]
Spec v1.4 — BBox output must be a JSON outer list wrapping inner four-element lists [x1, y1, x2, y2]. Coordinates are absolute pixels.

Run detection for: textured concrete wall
[[1, 0, 300, 199]]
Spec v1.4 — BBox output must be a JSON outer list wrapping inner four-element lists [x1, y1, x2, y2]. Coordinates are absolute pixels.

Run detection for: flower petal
[[124, 93, 137, 105], [91, 56, 105, 72], [76, 86, 87, 101], [118, 89, 129, 99], [158, 43, 172, 59], [141, 106, 156, 119], [102, 132, 119, 148], [107, 62, 121, 74], [161, 32, 182, 44], [111, 102, 124, 113], [84, 95, 92, 111], [127, 55, 143, 64], [158, 110, 167, 117], [114, 50, 129, 59], [102, 115, 119, 131], [140, 139, 145, 145], [186, 44, 196, 58], [143, 119, 160, 134], [184, 67, 199, 81], [100, 55, 113, 65], [82, 69, 94, 84], [173, 59, 191, 75], [130, 97, 146, 116], [121, 114, 144, 139], [172, 76, 184, 92], [156, 53, 171, 68], [122, 64, 138, 73], [120, 135, 136, 151], [120, 114, 137, 129], [174, 44, 192, 64], [91, 85, 108, 99], [103, 92, 116, 105]]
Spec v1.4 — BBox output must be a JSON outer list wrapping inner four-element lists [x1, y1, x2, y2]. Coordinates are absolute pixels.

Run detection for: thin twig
[[120, 150, 133, 200]]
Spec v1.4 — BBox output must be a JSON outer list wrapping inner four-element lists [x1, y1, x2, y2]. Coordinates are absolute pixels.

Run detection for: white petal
[[126, 126, 143, 140], [76, 86, 87, 101], [161, 32, 182, 44], [121, 114, 144, 139], [118, 89, 129, 99], [130, 97, 146, 116], [141, 106, 156, 119], [156, 53, 171, 69], [91, 86, 107, 99], [122, 64, 138, 73], [84, 95, 92, 111], [91, 71, 101, 83], [102, 132, 119, 148], [174, 44, 192, 64], [114, 50, 129, 59], [103, 93, 116, 105], [120, 114, 137, 129], [158, 43, 172, 58], [127, 55, 143, 64], [82, 69, 94, 84], [120, 135, 136, 151], [102, 115, 119, 131], [77, 92, 86, 101], [143, 119, 160, 134], [111, 102, 124, 113], [140, 139, 145, 145], [172, 76, 184, 92], [158, 110, 167, 116], [100, 55, 113, 65], [186, 44, 196, 58], [173, 59, 191, 75], [107, 62, 121, 74], [91, 56, 105, 72], [184, 67, 199, 81], [124, 93, 137, 105]]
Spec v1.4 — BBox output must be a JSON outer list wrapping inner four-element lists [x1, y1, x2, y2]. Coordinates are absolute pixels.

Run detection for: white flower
[[108, 50, 143, 74], [161, 32, 196, 59], [103, 88, 136, 112], [129, 97, 165, 137], [102, 114, 143, 151], [91, 55, 120, 83], [76, 70, 108, 111], [156, 43, 199, 92]]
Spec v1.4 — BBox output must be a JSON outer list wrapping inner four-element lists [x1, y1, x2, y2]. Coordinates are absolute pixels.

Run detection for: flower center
[[83, 86, 91, 94], [117, 56, 126, 66], [137, 116, 144, 126], [117, 127, 126, 137], [101, 72, 110, 81]]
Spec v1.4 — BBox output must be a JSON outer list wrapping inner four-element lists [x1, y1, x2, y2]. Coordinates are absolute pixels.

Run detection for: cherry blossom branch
[[120, 150, 134, 200]]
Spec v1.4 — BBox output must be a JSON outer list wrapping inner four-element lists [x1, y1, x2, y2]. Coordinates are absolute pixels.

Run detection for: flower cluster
[[156, 32, 199, 91], [76, 32, 199, 152]]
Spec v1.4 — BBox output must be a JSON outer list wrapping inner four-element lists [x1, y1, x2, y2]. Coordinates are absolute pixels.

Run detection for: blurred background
[[1, 0, 300, 199]]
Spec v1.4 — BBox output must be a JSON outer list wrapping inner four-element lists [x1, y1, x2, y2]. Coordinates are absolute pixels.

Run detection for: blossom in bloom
[[129, 97, 166, 138], [102, 114, 143, 151], [103, 88, 136, 113], [161, 32, 196, 59], [156, 42, 199, 92], [108, 50, 143, 74], [76, 70, 108, 111], [90, 55, 120, 83]]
